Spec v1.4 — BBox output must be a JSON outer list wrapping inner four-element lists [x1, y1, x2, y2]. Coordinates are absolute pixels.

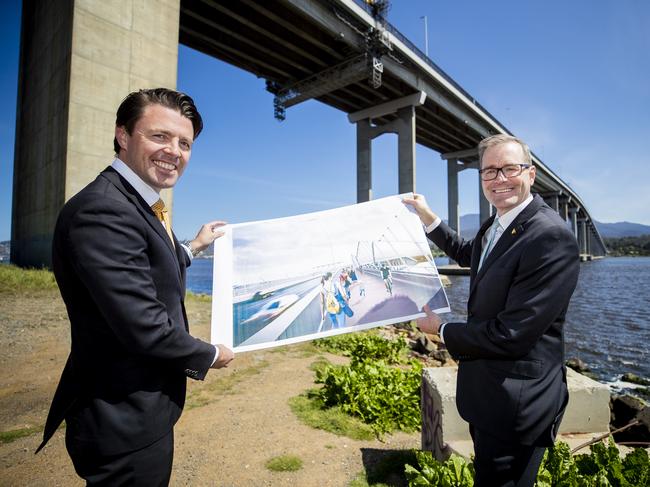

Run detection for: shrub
[[315, 359, 422, 435], [314, 331, 407, 365]]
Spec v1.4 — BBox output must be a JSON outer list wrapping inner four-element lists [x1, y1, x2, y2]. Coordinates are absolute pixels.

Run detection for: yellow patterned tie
[[151, 199, 175, 246]]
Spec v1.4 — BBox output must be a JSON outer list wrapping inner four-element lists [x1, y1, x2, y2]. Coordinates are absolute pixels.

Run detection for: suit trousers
[[66, 428, 174, 486], [470, 425, 546, 487]]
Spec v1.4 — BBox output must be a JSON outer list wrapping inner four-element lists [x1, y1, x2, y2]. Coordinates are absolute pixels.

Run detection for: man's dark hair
[[113, 88, 203, 154]]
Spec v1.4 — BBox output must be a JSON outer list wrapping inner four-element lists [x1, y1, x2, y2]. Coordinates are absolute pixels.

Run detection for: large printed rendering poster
[[211, 194, 450, 352]]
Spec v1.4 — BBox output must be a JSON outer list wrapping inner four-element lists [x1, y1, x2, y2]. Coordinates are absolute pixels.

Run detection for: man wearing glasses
[[404, 134, 579, 486]]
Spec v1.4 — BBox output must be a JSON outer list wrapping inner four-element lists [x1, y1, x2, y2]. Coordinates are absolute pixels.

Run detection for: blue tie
[[478, 216, 500, 270]]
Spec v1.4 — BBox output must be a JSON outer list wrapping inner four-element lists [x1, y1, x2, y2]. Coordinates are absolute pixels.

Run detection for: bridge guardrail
[[348, 0, 510, 135]]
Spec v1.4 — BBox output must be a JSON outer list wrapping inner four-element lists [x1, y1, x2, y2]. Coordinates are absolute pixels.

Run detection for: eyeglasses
[[479, 164, 531, 181]]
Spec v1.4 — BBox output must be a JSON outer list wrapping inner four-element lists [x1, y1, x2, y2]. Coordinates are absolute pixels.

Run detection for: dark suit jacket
[[427, 194, 579, 446], [37, 167, 216, 456]]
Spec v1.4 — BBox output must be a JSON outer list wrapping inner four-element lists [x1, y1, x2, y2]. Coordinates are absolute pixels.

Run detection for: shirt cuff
[[439, 322, 447, 344], [180, 243, 193, 261], [425, 216, 442, 234], [210, 345, 220, 366]]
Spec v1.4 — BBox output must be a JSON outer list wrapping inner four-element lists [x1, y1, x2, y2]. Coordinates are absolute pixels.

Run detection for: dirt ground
[[0, 290, 421, 486]]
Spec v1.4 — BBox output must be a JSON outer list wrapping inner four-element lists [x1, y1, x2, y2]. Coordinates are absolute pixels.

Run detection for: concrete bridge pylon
[[12, 0, 181, 267]]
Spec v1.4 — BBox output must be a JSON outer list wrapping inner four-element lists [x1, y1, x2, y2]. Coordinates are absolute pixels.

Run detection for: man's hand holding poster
[[211, 194, 450, 352]]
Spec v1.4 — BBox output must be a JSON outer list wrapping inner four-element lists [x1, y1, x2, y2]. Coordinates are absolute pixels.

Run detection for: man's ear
[[115, 125, 128, 153], [529, 165, 536, 185]]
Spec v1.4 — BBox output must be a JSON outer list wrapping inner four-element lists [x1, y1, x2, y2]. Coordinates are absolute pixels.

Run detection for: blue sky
[[1, 0, 649, 242]]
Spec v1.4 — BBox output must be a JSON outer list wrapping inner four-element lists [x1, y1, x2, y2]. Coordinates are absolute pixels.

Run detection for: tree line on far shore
[[604, 235, 650, 256]]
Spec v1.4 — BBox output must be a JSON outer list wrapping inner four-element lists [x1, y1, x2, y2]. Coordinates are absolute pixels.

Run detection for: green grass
[[288, 392, 375, 441], [308, 356, 332, 374], [0, 265, 58, 293], [185, 291, 212, 302], [349, 474, 390, 487], [265, 454, 303, 472], [0, 425, 43, 444], [185, 359, 270, 410], [266, 341, 320, 358], [349, 449, 418, 487]]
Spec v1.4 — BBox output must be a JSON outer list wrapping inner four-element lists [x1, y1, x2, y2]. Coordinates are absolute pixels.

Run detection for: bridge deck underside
[[177, 0, 604, 254], [179, 1, 481, 152]]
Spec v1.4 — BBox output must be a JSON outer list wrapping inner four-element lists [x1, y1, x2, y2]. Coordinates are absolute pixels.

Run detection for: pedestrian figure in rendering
[[37, 88, 234, 486], [380, 263, 393, 295], [404, 134, 579, 486], [320, 272, 347, 328]]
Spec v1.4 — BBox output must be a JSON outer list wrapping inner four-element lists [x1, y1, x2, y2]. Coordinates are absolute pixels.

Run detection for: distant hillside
[[447, 215, 650, 239], [595, 221, 650, 238]]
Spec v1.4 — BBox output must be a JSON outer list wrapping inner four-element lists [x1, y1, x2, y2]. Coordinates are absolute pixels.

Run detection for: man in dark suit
[[404, 134, 579, 486], [37, 88, 234, 486]]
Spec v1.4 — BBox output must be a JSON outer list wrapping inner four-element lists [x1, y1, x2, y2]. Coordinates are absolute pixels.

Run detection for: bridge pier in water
[[351, 92, 426, 203]]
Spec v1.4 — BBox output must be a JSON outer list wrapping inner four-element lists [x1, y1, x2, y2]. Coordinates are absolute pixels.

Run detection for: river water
[[187, 256, 650, 383]]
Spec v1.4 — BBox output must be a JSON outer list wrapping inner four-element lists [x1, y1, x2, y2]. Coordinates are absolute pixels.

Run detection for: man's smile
[[152, 159, 177, 171]]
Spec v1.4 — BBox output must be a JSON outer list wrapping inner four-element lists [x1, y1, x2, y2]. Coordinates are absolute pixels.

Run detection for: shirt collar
[[495, 194, 533, 230], [111, 158, 160, 207]]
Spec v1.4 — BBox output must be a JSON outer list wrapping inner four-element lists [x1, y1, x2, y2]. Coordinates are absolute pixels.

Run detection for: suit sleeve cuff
[[425, 216, 442, 234]]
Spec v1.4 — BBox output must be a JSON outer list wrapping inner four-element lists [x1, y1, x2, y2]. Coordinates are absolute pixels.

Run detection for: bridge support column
[[440, 148, 480, 234], [542, 192, 560, 213], [568, 207, 579, 239], [397, 106, 416, 194], [447, 159, 459, 233], [578, 218, 588, 255], [559, 196, 570, 221], [350, 92, 426, 203], [478, 174, 492, 225], [356, 119, 372, 203], [12, 0, 180, 267]]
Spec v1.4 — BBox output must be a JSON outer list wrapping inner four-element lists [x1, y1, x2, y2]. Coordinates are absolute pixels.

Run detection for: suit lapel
[[100, 167, 183, 281], [470, 195, 545, 296]]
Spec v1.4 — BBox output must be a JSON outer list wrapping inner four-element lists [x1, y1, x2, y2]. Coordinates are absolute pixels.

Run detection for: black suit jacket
[[427, 195, 579, 446], [38, 167, 215, 456]]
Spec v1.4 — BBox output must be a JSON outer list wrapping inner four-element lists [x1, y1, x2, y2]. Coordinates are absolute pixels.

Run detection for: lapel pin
[[511, 228, 517, 235]]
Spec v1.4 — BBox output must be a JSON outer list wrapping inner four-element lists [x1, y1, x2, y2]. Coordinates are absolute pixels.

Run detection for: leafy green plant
[[404, 450, 474, 486], [314, 359, 422, 435], [314, 332, 407, 365], [403, 440, 649, 487], [536, 439, 649, 486]]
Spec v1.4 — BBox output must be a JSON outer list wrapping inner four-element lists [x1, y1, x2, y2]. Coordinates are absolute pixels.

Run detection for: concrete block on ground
[[421, 366, 611, 460], [560, 368, 611, 435]]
